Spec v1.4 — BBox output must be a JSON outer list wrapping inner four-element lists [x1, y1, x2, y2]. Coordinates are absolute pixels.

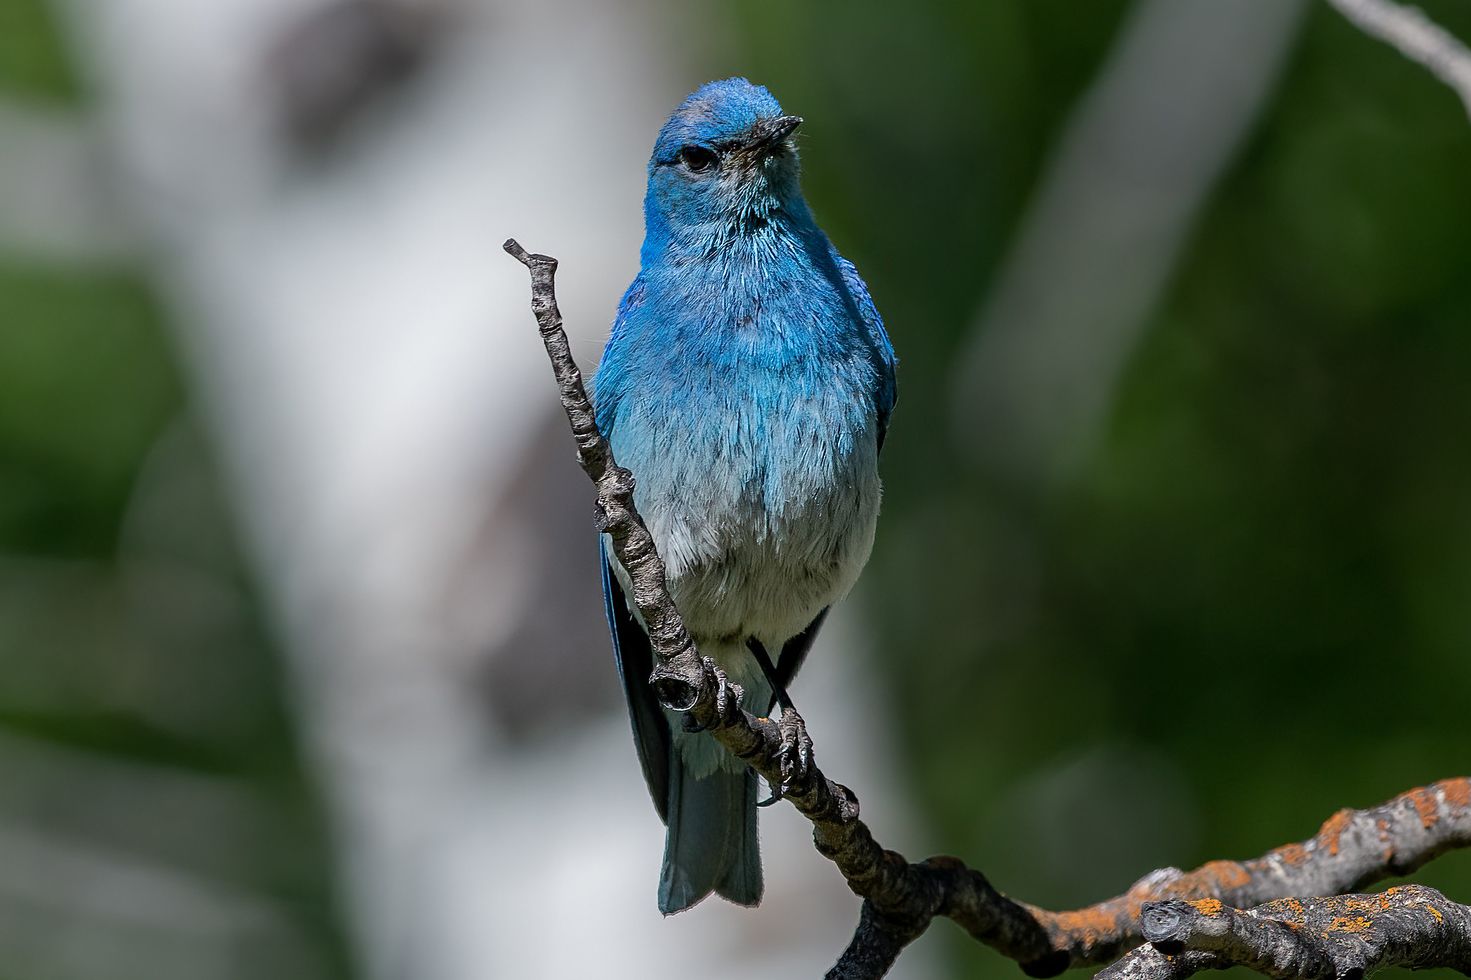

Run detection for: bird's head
[[644, 78, 806, 247]]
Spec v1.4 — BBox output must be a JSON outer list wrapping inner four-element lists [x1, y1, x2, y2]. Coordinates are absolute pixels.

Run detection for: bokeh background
[[1, 0, 1467, 977]]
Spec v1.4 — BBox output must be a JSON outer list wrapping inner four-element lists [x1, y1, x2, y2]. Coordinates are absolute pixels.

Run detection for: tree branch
[[1326, 0, 1471, 121], [504, 239, 1471, 979], [1100, 885, 1471, 980]]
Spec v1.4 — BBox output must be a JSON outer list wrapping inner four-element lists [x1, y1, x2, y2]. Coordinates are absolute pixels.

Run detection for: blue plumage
[[593, 78, 896, 914]]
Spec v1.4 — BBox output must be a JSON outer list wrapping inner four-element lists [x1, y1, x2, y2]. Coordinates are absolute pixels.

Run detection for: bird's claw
[[681, 657, 742, 733], [757, 705, 812, 806]]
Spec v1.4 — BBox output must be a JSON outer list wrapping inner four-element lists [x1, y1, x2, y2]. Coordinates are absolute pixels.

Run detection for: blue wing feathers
[[601, 544, 671, 823], [833, 251, 897, 451]]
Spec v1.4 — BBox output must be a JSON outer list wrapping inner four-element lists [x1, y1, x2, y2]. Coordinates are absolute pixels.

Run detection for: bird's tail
[[658, 753, 762, 914]]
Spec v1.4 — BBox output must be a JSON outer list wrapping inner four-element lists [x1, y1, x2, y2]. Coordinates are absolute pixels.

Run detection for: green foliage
[[0, 0, 81, 101], [0, 265, 179, 555]]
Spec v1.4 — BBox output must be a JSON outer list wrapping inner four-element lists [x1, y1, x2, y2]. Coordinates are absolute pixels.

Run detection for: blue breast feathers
[[594, 222, 893, 645]]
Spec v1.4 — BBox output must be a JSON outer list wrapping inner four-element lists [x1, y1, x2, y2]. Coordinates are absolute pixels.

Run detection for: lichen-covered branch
[[505, 239, 1471, 980], [1013, 777, 1471, 970], [1326, 0, 1471, 121], [1099, 885, 1471, 980]]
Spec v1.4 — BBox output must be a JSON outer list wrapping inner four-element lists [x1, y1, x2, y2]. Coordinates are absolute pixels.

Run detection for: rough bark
[[1100, 885, 1471, 980]]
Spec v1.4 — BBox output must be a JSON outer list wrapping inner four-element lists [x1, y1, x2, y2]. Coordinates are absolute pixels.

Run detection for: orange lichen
[[1195, 860, 1251, 891], [1441, 778, 1471, 811], [1409, 788, 1440, 830], [1272, 843, 1309, 866], [1191, 899, 1224, 916], [1327, 916, 1373, 934], [1376, 817, 1395, 862], [1318, 809, 1354, 856], [1428, 906, 1444, 923], [1044, 906, 1125, 949]]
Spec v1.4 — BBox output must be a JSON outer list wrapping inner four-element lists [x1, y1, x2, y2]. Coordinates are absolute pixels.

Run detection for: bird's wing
[[602, 543, 671, 823], [594, 275, 671, 821], [770, 608, 830, 713], [767, 251, 896, 699], [833, 250, 897, 453]]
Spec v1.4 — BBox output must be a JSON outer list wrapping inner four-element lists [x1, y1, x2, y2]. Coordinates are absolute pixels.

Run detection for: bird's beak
[[743, 115, 803, 155]]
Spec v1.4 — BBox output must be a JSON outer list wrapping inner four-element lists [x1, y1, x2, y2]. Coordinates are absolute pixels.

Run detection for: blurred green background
[[1, 0, 1466, 977], [0, 1, 346, 976]]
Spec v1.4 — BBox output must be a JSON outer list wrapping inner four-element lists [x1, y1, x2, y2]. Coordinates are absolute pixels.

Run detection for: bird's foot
[[757, 705, 812, 806], [680, 657, 742, 733]]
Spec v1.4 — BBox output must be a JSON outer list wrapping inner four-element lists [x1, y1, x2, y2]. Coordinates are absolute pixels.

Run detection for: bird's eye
[[678, 145, 718, 173]]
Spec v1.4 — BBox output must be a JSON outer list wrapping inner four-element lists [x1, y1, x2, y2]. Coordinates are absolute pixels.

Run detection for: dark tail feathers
[[658, 758, 761, 914]]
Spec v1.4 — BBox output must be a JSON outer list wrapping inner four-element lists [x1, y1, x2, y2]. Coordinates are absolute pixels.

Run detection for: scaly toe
[[702, 656, 736, 719], [776, 710, 813, 794]]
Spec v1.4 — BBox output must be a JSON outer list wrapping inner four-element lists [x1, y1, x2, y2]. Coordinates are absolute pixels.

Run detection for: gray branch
[[1326, 0, 1471, 121], [1101, 885, 1471, 980], [504, 240, 1471, 980]]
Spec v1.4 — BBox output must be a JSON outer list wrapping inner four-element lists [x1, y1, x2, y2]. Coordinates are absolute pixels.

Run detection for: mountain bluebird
[[593, 78, 896, 914]]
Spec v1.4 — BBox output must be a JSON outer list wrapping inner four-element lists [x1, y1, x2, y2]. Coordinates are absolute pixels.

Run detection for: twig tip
[[503, 238, 530, 265]]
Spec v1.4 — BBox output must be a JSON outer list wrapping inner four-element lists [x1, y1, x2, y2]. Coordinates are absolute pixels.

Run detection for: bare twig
[[1327, 0, 1471, 120], [1100, 885, 1471, 980], [505, 239, 1471, 980]]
